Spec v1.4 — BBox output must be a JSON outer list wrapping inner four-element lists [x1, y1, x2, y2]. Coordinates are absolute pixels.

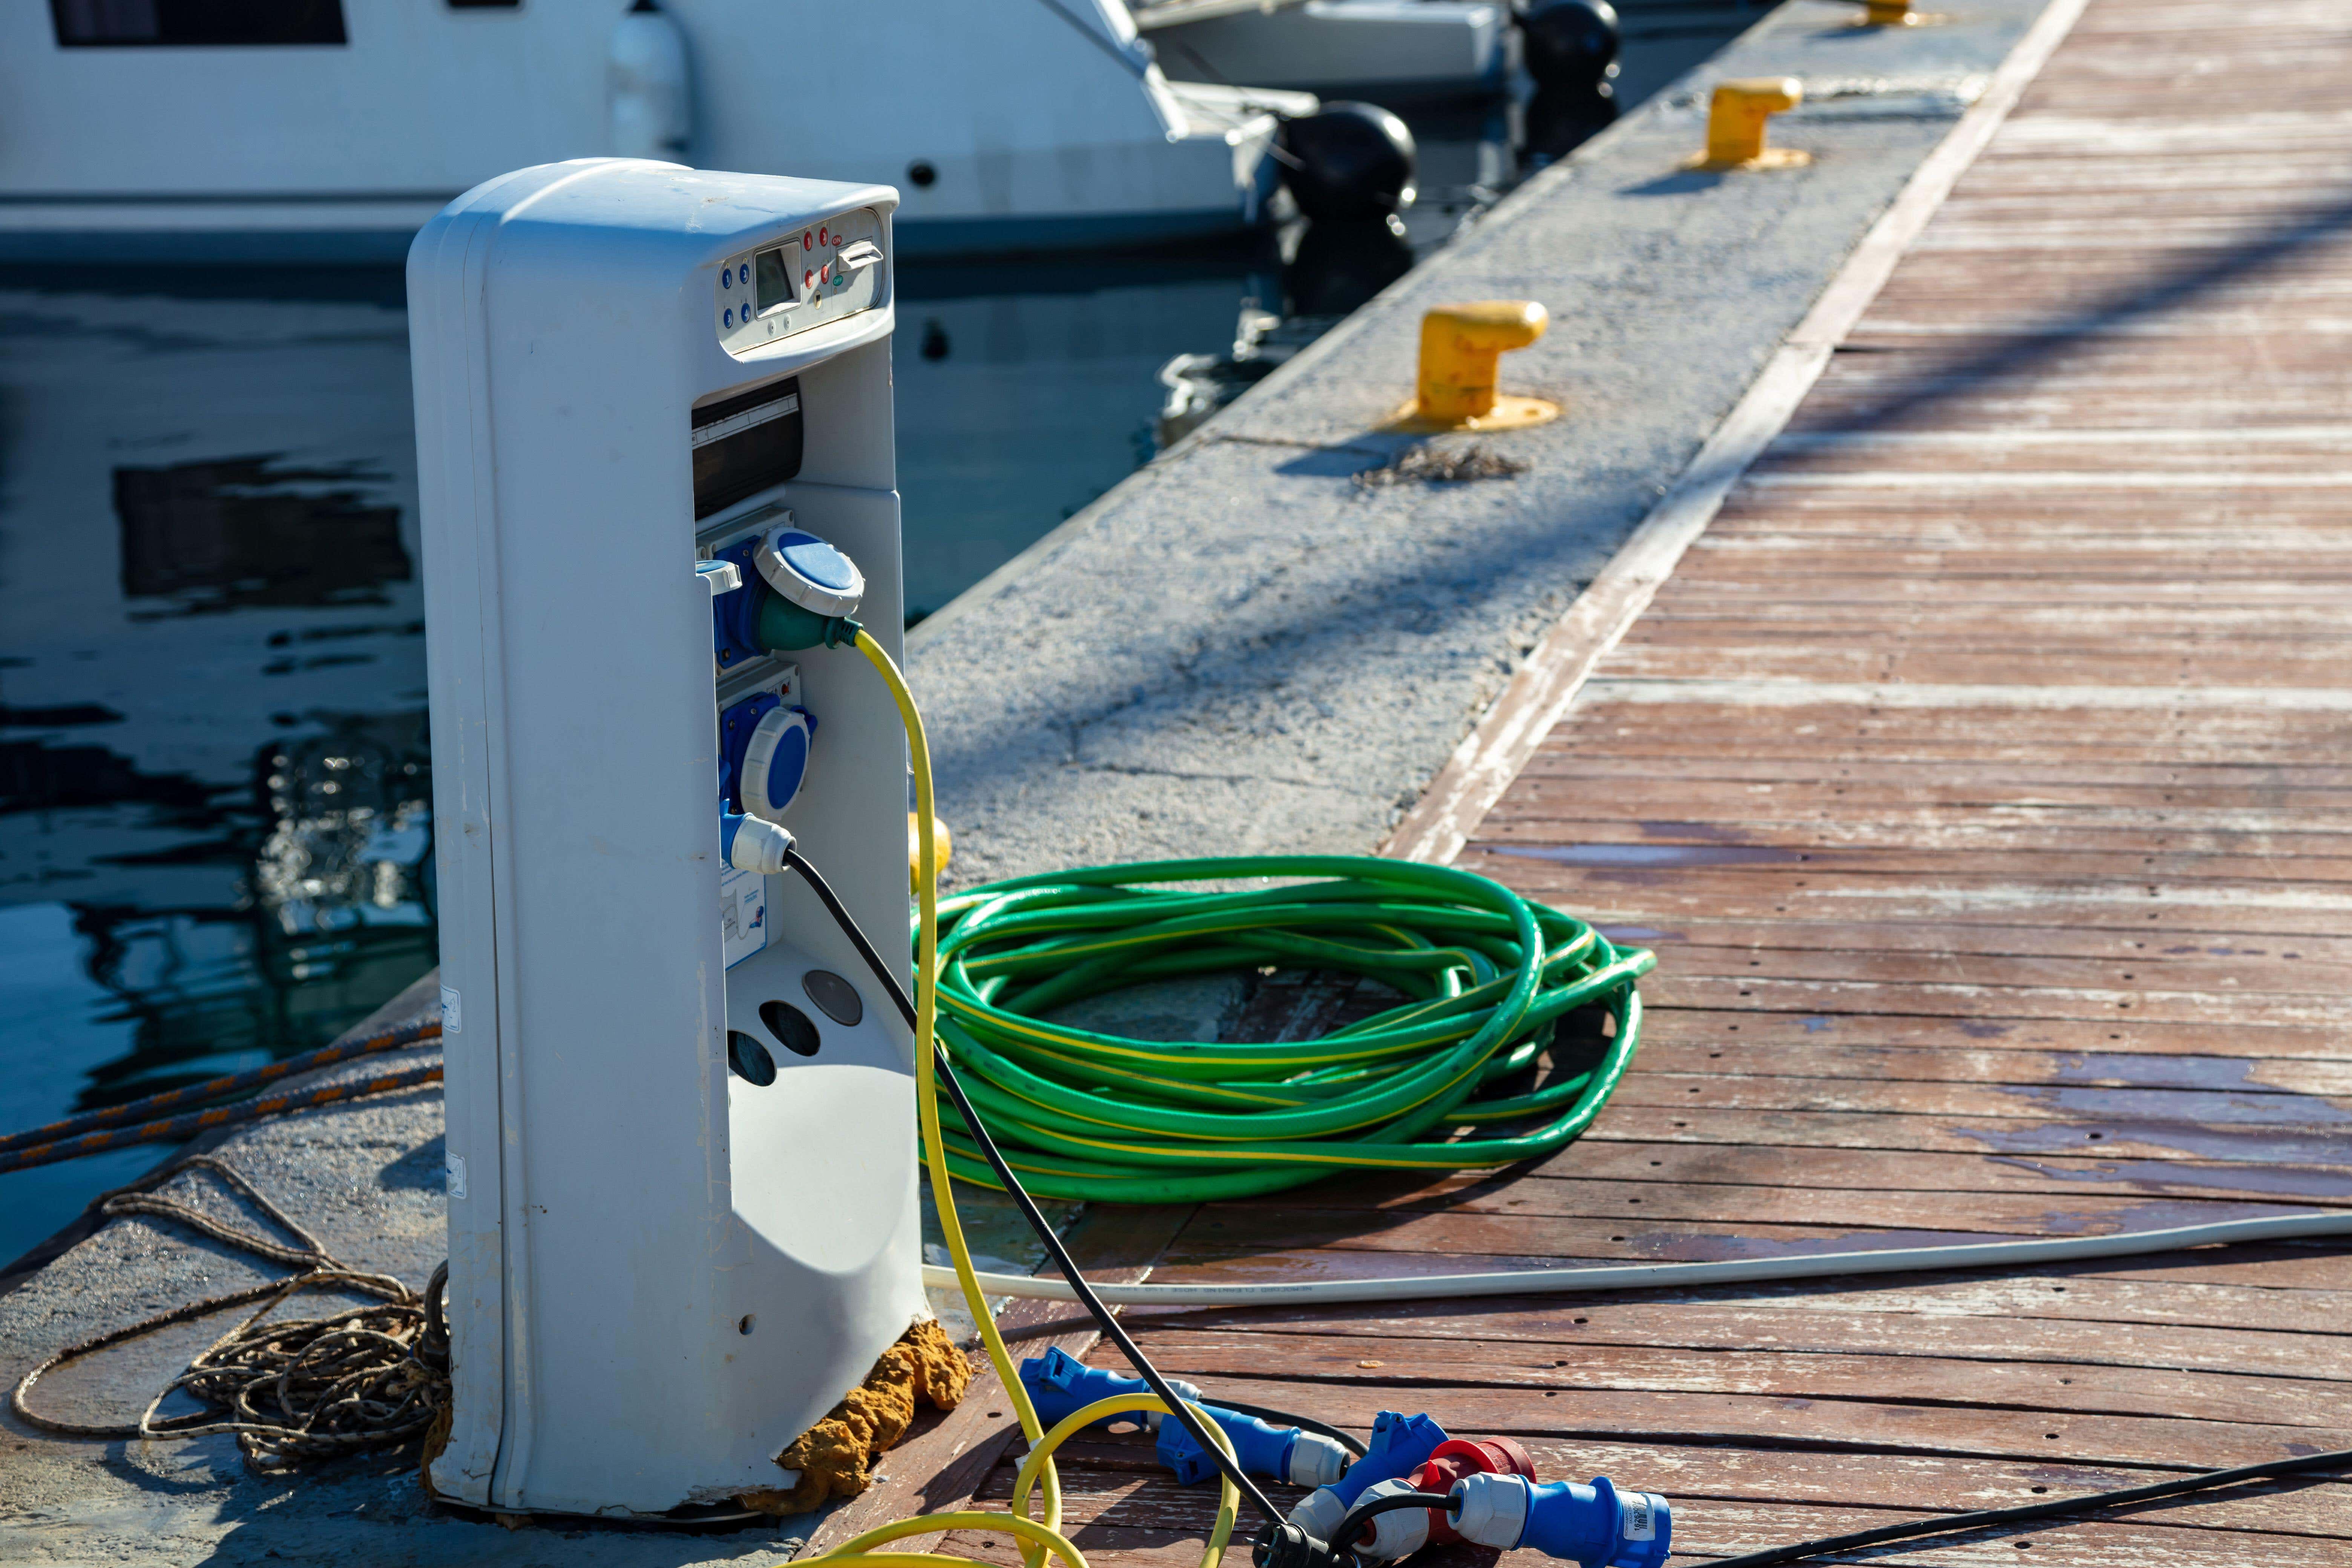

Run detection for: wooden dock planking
[[911, 0, 2352, 1562]]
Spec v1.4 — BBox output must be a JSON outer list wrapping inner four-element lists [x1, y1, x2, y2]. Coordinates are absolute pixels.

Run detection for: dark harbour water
[[0, 2, 1767, 1267]]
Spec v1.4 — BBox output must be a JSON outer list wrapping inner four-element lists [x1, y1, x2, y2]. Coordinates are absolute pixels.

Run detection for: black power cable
[[1709, 1447, 2352, 1568], [934, 1048, 1286, 1531], [782, 851, 1286, 1529]]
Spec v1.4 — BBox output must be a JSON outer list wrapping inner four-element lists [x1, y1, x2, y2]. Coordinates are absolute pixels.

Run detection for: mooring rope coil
[[9, 1155, 448, 1473]]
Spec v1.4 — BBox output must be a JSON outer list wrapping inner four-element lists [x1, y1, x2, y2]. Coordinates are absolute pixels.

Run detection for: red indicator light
[[803, 231, 813, 248]]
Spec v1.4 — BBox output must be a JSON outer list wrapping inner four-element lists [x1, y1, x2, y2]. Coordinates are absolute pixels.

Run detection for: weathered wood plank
[[1322, 1140, 2352, 1206], [1484, 867, 2352, 942], [1625, 1041, 2352, 1097], [1122, 1257, 2352, 1336], [1575, 1102, 2352, 1164], [1113, 1299, 2352, 1381], [1138, 1236, 2352, 1294], [1156, 1207, 2349, 1274], [1085, 1332, 2352, 1428], [1219, 1171, 2349, 1236]]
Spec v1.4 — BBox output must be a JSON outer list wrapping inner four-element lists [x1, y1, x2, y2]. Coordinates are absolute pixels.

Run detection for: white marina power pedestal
[[409, 159, 925, 1517]]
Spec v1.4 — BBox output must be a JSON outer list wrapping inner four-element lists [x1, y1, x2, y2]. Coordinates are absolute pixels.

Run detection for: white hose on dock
[[922, 1209, 2352, 1307]]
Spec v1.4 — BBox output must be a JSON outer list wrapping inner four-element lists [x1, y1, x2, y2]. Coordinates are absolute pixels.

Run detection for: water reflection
[[894, 259, 1262, 618], [0, 280, 434, 1258], [1524, 83, 1623, 170]]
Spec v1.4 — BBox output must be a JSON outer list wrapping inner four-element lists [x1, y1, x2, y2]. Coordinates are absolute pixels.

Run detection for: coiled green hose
[[922, 855, 1652, 1205]]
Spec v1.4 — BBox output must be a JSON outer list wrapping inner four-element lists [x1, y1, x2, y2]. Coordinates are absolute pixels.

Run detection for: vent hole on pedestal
[[728, 1030, 777, 1087], [762, 999, 823, 1057]]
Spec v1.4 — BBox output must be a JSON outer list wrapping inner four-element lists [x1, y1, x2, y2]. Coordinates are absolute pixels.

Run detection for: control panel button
[[717, 207, 884, 353]]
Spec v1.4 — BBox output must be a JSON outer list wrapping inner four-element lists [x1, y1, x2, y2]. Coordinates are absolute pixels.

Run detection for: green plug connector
[[755, 587, 863, 652]]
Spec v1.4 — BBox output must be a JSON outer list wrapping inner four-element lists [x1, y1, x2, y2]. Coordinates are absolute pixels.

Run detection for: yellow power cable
[[806, 632, 1247, 1568], [1010, 1396, 1240, 1568], [819, 1396, 1240, 1568]]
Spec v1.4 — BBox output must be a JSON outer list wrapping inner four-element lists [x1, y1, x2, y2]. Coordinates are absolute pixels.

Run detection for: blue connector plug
[[1286, 1410, 1451, 1542], [1451, 1471, 1672, 1568], [1016, 1349, 1350, 1490], [1017, 1347, 1201, 1436], [1156, 1404, 1298, 1487]]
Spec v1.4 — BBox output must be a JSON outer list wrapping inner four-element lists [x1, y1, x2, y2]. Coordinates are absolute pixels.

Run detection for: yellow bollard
[[1394, 300, 1559, 432], [1858, 0, 1938, 25], [1694, 78, 1809, 172], [909, 811, 952, 892]]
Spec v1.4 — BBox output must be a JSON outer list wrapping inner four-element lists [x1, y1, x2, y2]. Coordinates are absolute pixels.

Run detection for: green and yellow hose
[[919, 860, 1650, 1204]]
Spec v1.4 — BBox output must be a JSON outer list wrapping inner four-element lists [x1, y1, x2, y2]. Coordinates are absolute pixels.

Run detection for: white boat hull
[[0, 0, 1306, 261], [1145, 1, 1514, 100]]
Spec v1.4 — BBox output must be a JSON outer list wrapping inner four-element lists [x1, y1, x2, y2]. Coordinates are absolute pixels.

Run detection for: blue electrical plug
[[1156, 1404, 1344, 1488], [1450, 1471, 1672, 1568], [1016, 1349, 1351, 1489], [1285, 1410, 1450, 1543], [1018, 1347, 1202, 1436]]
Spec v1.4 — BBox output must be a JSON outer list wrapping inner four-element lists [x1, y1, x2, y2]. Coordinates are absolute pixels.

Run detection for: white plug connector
[[752, 521, 865, 618], [1286, 1432, 1352, 1490], [722, 813, 794, 874], [1449, 1471, 1528, 1548], [1132, 1376, 1204, 1432], [1351, 1478, 1434, 1561]]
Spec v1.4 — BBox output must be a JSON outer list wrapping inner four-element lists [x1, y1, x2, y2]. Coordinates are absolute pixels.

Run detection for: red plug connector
[[1415, 1438, 1538, 1543], [1351, 1436, 1540, 1559]]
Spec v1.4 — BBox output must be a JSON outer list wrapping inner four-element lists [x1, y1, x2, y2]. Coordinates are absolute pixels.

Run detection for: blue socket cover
[[1285, 1410, 1451, 1546], [1334, 1411, 1450, 1505], [754, 526, 864, 618], [719, 693, 816, 817], [719, 691, 779, 806], [739, 705, 814, 821]]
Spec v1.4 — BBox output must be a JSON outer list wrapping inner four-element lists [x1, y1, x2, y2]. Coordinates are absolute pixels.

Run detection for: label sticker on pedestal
[[722, 863, 768, 968]]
